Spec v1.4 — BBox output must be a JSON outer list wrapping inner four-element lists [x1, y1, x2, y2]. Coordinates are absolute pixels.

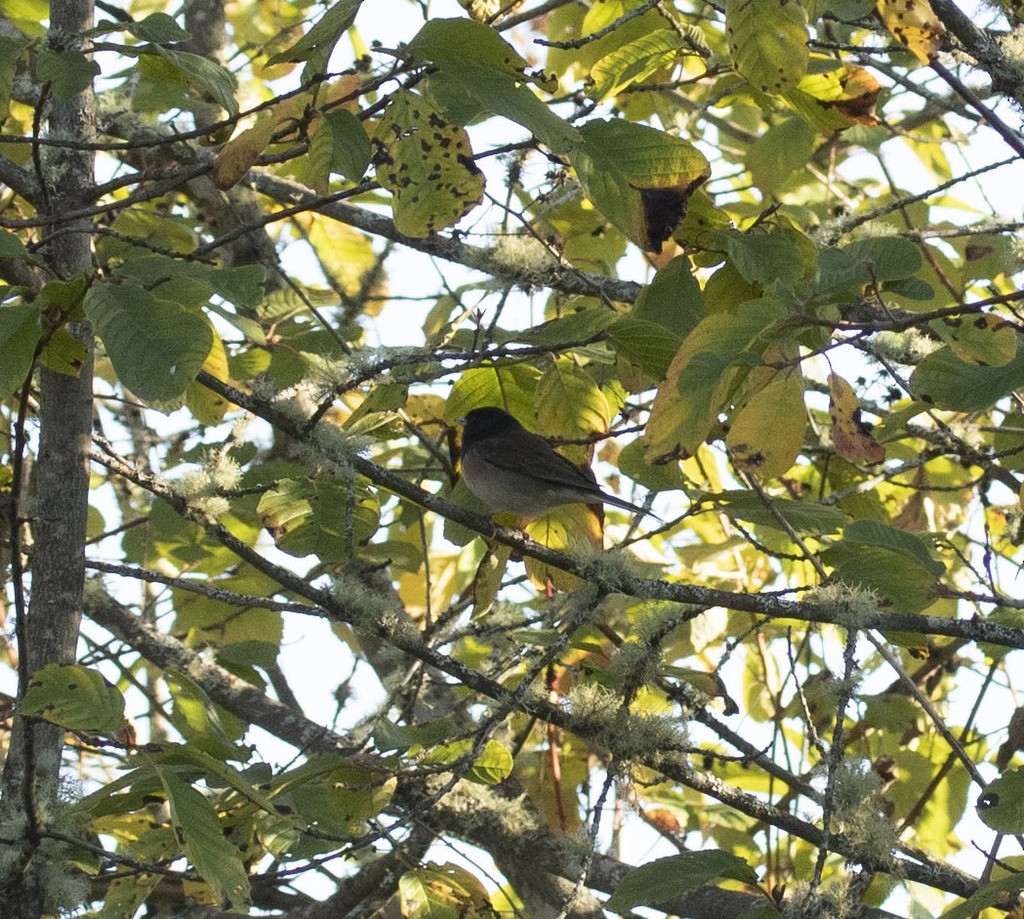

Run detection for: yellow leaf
[[400, 863, 499, 919], [185, 329, 234, 425], [525, 504, 601, 592], [371, 91, 484, 236], [472, 545, 512, 618], [876, 0, 945, 65], [534, 359, 611, 466], [727, 372, 806, 477], [828, 373, 885, 464], [786, 62, 881, 132], [456, 0, 524, 21]]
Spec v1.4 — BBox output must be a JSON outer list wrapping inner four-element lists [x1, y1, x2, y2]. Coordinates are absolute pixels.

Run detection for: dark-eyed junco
[[459, 407, 654, 518]]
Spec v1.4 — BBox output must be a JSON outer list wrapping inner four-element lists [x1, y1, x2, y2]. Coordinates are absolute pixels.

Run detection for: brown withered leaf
[[828, 373, 885, 464], [828, 67, 881, 125], [638, 184, 696, 254]]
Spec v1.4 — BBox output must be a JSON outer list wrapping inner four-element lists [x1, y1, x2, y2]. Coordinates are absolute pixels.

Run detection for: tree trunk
[[0, 0, 95, 912]]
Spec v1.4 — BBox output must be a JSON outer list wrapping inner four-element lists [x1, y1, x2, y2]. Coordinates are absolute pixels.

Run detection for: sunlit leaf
[[786, 62, 881, 131], [84, 282, 214, 404], [930, 313, 1016, 367], [876, 0, 945, 64], [570, 118, 710, 252], [400, 863, 498, 919], [726, 0, 808, 94], [20, 663, 126, 733], [645, 299, 789, 462], [156, 766, 251, 909], [372, 91, 484, 236], [257, 477, 381, 563], [828, 373, 885, 464], [606, 851, 758, 912], [589, 29, 680, 101], [727, 370, 806, 477]]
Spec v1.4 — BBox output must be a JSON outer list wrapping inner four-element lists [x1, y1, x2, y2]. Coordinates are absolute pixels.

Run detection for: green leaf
[[445, 363, 541, 425], [399, 864, 495, 919], [35, 47, 99, 100], [373, 718, 461, 752], [266, 0, 362, 79], [617, 438, 687, 493], [785, 63, 881, 132], [607, 318, 684, 379], [841, 236, 923, 282], [1, 0, 47, 37], [570, 119, 710, 252], [0, 228, 41, 263], [719, 228, 812, 287], [829, 0, 875, 15], [153, 47, 238, 116], [717, 490, 850, 534], [843, 519, 945, 575], [645, 299, 789, 461], [173, 571, 282, 668], [976, 766, 1024, 833], [164, 671, 248, 761], [116, 255, 265, 312], [514, 307, 617, 349], [405, 17, 530, 77], [257, 477, 381, 563], [939, 872, 1024, 919], [426, 63, 579, 155], [306, 113, 335, 195], [127, 12, 191, 44], [157, 767, 251, 909], [326, 109, 372, 181], [468, 739, 514, 785], [0, 304, 41, 400], [39, 326, 89, 377], [632, 255, 706, 338], [726, 0, 809, 94], [822, 520, 944, 612], [589, 29, 680, 101], [747, 117, 816, 194], [606, 851, 758, 912], [372, 91, 484, 236], [20, 663, 126, 733], [290, 763, 396, 834], [425, 739, 514, 785], [910, 345, 1024, 411], [534, 359, 610, 462], [929, 314, 1016, 367], [84, 281, 214, 403]]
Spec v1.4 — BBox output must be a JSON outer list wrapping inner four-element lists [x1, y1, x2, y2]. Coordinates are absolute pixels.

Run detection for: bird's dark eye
[[977, 792, 998, 810]]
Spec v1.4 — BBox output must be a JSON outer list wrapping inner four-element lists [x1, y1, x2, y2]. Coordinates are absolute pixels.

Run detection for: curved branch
[[930, 0, 1024, 106]]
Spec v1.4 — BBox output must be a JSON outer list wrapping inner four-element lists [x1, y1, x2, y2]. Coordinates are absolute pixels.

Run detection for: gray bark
[[0, 0, 95, 912]]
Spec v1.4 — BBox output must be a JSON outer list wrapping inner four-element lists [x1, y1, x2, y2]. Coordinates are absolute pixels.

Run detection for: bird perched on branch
[[459, 407, 655, 519]]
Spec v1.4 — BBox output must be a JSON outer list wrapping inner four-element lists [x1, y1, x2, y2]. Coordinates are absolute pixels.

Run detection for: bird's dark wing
[[475, 430, 601, 493]]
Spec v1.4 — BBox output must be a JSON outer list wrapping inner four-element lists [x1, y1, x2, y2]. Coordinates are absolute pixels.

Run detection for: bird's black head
[[462, 406, 524, 443]]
